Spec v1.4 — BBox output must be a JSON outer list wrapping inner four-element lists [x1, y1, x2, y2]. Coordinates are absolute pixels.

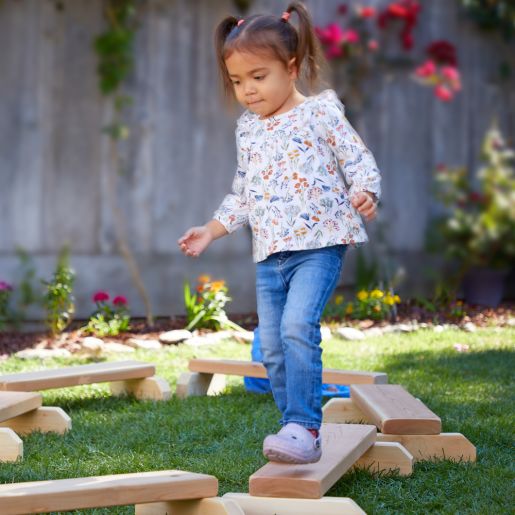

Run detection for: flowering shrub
[[345, 288, 401, 321], [184, 275, 245, 332], [0, 281, 13, 331], [430, 123, 515, 270], [85, 291, 131, 337], [315, 2, 461, 104]]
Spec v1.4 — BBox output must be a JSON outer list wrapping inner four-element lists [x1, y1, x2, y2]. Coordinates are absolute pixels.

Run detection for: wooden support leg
[[353, 441, 413, 475], [110, 376, 171, 401], [0, 428, 23, 462], [135, 498, 244, 515], [0, 407, 71, 435], [322, 398, 371, 424], [223, 493, 367, 515], [175, 372, 226, 399], [377, 433, 476, 462]]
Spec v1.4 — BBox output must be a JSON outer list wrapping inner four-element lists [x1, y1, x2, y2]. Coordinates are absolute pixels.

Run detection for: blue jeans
[[256, 245, 347, 429]]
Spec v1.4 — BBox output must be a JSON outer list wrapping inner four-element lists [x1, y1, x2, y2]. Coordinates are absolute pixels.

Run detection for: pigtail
[[215, 16, 240, 98], [284, 1, 326, 92]]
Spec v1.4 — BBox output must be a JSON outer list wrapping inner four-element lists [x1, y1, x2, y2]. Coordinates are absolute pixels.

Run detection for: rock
[[433, 325, 445, 333], [15, 348, 72, 359], [380, 325, 397, 334], [183, 336, 216, 347], [364, 327, 383, 338], [82, 336, 105, 351], [321, 326, 332, 341], [336, 327, 365, 341], [232, 330, 254, 343], [159, 330, 193, 344], [463, 322, 477, 333], [395, 324, 414, 333], [126, 338, 162, 350], [103, 342, 136, 354], [507, 318, 515, 327], [419, 323, 429, 329]]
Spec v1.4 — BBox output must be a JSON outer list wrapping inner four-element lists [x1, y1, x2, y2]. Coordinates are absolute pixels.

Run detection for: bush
[[84, 292, 131, 337]]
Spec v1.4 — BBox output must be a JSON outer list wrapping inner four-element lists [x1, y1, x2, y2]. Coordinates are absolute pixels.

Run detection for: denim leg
[[280, 246, 346, 429], [256, 256, 288, 418]]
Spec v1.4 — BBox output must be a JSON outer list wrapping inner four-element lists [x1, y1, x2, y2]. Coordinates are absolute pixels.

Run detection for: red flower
[[368, 39, 379, 51], [337, 4, 348, 15], [402, 31, 414, 50], [388, 3, 409, 17], [113, 295, 128, 306], [434, 84, 453, 102], [359, 6, 376, 18], [93, 291, 109, 303], [415, 59, 436, 78], [426, 40, 458, 66]]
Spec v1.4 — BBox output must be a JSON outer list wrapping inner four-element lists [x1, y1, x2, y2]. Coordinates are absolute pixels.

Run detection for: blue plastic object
[[243, 327, 350, 398]]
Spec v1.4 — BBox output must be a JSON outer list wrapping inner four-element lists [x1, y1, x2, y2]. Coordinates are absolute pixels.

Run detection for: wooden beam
[[224, 493, 366, 514], [377, 433, 476, 462], [0, 428, 23, 462], [0, 407, 71, 435], [135, 498, 244, 515], [0, 392, 42, 423], [350, 385, 442, 434], [249, 424, 376, 499], [110, 377, 171, 401], [0, 361, 155, 391], [0, 470, 218, 515], [353, 441, 413, 475]]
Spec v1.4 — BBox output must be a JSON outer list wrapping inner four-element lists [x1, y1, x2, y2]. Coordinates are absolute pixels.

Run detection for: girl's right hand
[[178, 226, 213, 257]]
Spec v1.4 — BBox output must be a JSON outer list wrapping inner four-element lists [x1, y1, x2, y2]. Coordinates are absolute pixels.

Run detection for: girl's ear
[[287, 57, 299, 80]]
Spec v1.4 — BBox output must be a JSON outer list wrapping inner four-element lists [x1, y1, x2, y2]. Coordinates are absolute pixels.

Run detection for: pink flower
[[316, 24, 345, 46], [358, 6, 376, 18], [93, 291, 110, 303], [337, 4, 348, 15], [415, 59, 436, 78], [113, 295, 128, 306], [368, 39, 379, 51], [343, 29, 360, 44], [0, 281, 13, 292], [441, 65, 462, 91], [434, 84, 453, 102]]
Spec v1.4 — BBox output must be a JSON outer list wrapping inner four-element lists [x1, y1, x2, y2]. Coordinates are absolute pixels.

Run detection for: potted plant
[[429, 122, 515, 306]]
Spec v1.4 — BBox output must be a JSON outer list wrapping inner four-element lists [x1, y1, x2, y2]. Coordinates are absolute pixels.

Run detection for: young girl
[[178, 2, 381, 464]]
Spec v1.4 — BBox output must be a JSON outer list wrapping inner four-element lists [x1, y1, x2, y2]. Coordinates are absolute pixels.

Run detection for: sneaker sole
[[263, 444, 322, 464]]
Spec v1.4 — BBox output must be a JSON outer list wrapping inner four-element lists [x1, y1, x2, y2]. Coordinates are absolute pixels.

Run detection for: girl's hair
[[214, 1, 326, 100]]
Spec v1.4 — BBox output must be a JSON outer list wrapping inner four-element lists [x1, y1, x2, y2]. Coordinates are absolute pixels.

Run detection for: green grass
[[0, 328, 514, 514]]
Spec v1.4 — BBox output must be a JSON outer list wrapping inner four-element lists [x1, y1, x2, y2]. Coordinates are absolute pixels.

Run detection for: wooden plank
[[249, 423, 376, 499], [0, 428, 23, 462], [135, 497, 244, 515], [377, 433, 476, 462], [353, 442, 413, 476], [0, 361, 155, 391], [322, 398, 370, 424], [350, 385, 442, 434], [189, 359, 387, 385], [0, 407, 71, 435], [0, 470, 218, 515], [0, 392, 42, 422], [224, 493, 367, 514]]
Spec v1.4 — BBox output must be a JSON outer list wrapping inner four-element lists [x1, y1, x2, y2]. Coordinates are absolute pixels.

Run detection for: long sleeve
[[212, 126, 249, 233], [316, 92, 381, 200]]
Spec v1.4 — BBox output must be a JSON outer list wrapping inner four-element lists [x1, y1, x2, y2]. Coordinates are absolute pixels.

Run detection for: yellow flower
[[384, 294, 395, 306], [210, 280, 226, 292], [393, 295, 401, 304], [370, 289, 384, 299], [198, 275, 211, 284], [345, 303, 354, 315], [456, 300, 463, 306], [335, 295, 344, 305], [373, 305, 381, 312], [357, 290, 368, 301]]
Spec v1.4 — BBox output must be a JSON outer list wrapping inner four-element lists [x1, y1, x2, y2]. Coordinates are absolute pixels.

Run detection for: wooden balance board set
[[0, 358, 476, 514]]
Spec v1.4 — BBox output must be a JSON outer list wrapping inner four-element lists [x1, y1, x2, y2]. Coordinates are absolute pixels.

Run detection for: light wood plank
[[110, 376, 171, 401], [189, 359, 387, 385], [224, 493, 367, 514], [0, 361, 155, 391], [350, 385, 442, 434], [0, 470, 218, 515], [249, 423, 376, 499], [0, 407, 71, 435], [353, 441, 413, 475], [377, 433, 476, 462], [0, 428, 23, 462], [0, 391, 42, 423], [322, 398, 370, 424], [136, 497, 244, 515]]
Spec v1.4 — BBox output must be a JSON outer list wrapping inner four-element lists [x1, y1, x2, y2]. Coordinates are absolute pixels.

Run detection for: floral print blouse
[[213, 89, 382, 263]]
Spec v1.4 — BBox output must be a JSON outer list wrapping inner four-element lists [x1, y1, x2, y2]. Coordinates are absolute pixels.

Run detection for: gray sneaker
[[263, 423, 322, 464]]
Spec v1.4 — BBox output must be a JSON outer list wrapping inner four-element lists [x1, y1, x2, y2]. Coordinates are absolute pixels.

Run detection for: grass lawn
[[0, 327, 513, 514]]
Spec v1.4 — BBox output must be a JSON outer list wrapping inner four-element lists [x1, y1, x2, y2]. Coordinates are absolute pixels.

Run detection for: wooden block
[[0, 470, 218, 515], [0, 428, 23, 462], [135, 497, 244, 515], [322, 398, 370, 424], [353, 441, 413, 475], [224, 493, 367, 514], [189, 359, 387, 385], [377, 433, 476, 462], [110, 376, 172, 401], [249, 423, 376, 499], [175, 372, 227, 399], [0, 391, 42, 423], [0, 360, 155, 391], [0, 407, 71, 435], [350, 385, 442, 434]]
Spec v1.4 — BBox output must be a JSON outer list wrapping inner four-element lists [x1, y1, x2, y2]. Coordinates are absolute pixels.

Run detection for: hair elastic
[[281, 11, 290, 22], [237, 19, 244, 27]]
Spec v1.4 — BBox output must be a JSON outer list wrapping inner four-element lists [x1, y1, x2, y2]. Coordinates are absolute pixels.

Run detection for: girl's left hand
[[351, 191, 377, 221]]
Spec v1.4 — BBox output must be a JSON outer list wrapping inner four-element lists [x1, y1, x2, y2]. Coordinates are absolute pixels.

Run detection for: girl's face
[[225, 50, 298, 119]]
